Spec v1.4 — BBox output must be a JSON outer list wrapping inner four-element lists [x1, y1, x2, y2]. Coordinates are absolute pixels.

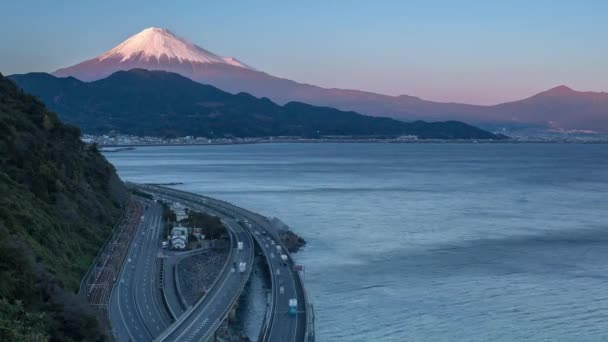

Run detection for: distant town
[[84, 133, 608, 148]]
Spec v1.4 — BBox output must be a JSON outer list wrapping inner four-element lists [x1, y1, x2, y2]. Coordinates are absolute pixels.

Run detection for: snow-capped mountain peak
[[222, 57, 256, 70], [96, 27, 253, 69]]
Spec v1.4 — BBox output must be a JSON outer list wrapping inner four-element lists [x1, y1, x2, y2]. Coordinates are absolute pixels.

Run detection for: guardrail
[[147, 188, 252, 342], [153, 200, 235, 341], [295, 263, 314, 341], [269, 222, 309, 341], [179, 198, 277, 342], [158, 258, 177, 322], [177, 191, 310, 342], [231, 209, 314, 341], [165, 245, 218, 317], [201, 223, 254, 341], [140, 184, 313, 341], [107, 201, 147, 340], [173, 260, 189, 311], [176, 196, 278, 342], [78, 200, 129, 296], [251, 232, 276, 342]]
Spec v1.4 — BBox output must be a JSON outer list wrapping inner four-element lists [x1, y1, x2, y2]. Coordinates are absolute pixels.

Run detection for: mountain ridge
[[10, 69, 505, 140], [50, 27, 608, 134]]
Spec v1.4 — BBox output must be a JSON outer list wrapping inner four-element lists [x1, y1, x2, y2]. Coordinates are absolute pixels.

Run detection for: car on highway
[[289, 298, 297, 315]]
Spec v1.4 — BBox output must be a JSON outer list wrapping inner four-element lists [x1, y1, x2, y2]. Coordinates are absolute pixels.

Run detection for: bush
[[0, 73, 127, 339]]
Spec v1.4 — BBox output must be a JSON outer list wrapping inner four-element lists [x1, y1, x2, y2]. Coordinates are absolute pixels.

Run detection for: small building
[[171, 226, 190, 237], [171, 202, 188, 221], [171, 235, 187, 250], [170, 226, 190, 250], [192, 227, 205, 240]]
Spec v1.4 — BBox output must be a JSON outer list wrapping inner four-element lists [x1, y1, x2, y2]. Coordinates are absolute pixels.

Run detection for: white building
[[171, 235, 187, 249], [170, 226, 190, 250], [171, 202, 188, 221], [171, 226, 190, 237]]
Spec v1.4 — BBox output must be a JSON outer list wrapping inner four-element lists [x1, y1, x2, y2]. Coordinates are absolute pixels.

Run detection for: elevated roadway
[[140, 185, 312, 342], [150, 190, 254, 342], [109, 200, 171, 341]]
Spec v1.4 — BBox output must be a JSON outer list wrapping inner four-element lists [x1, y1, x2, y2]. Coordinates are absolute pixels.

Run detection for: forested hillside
[[10, 70, 506, 140], [0, 73, 127, 340]]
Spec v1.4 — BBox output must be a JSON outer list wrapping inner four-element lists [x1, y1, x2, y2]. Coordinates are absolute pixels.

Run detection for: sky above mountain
[[1, 0, 607, 105]]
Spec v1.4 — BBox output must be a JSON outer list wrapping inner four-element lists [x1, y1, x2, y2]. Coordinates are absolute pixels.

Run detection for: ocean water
[[105, 143, 608, 341]]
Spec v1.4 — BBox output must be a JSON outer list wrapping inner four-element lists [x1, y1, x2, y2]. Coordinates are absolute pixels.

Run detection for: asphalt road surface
[[153, 193, 254, 342], [141, 185, 308, 342], [109, 201, 171, 341], [212, 202, 307, 342]]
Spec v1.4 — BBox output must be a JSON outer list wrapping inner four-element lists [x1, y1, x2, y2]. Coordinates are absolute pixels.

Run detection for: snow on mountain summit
[[52, 27, 257, 81], [222, 57, 256, 70], [97, 27, 252, 69]]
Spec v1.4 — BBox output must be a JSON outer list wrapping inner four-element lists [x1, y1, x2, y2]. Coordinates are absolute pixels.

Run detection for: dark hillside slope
[[10, 70, 505, 140], [0, 73, 127, 340]]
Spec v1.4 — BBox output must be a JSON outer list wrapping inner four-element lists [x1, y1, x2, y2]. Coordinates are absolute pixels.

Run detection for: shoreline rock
[[270, 218, 306, 253]]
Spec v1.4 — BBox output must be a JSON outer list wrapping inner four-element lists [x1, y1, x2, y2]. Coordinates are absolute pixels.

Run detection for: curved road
[[151, 191, 254, 342], [208, 200, 307, 342], [110, 200, 171, 341], [141, 185, 309, 342]]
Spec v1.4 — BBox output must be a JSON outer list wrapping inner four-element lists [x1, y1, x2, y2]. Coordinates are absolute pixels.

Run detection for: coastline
[[95, 138, 608, 148]]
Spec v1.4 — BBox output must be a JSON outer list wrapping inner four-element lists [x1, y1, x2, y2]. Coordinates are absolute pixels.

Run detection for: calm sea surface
[[106, 143, 608, 341]]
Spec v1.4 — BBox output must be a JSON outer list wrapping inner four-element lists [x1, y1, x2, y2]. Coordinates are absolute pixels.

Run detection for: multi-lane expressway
[[109, 200, 171, 341], [110, 184, 312, 341], [141, 185, 311, 342], [151, 191, 254, 342]]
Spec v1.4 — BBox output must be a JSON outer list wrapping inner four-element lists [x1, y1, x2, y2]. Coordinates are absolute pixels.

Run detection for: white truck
[[238, 262, 247, 273], [237, 241, 243, 250], [289, 298, 297, 315]]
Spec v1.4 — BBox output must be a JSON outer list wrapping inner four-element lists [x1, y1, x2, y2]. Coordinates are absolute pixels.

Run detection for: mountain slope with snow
[[53, 27, 256, 81], [97, 27, 227, 64], [51, 27, 608, 133]]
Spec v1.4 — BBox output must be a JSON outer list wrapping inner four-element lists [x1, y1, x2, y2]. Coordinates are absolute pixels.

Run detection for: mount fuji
[[54, 27, 257, 80], [53, 27, 326, 110], [51, 27, 608, 134]]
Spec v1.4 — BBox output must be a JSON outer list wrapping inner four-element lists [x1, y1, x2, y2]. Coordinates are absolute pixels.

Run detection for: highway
[[151, 191, 254, 342], [82, 201, 140, 332], [139, 184, 310, 342], [109, 200, 171, 341], [208, 200, 307, 342], [252, 220, 307, 342], [161, 251, 189, 318]]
